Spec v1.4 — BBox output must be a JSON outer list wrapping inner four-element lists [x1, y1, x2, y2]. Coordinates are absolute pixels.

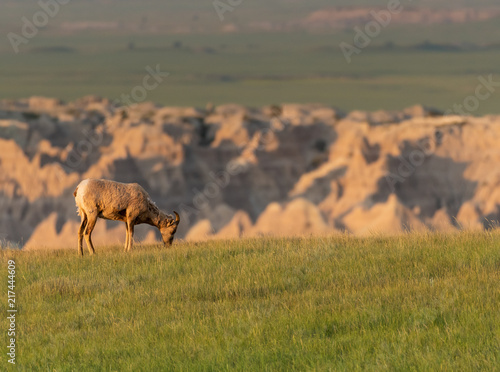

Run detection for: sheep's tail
[[74, 186, 81, 216]]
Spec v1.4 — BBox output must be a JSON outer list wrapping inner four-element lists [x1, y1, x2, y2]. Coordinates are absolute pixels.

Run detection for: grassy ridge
[[1, 233, 500, 370]]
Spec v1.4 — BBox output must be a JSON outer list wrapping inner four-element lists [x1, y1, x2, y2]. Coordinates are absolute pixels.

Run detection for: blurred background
[[1, 0, 500, 112], [1, 0, 500, 249]]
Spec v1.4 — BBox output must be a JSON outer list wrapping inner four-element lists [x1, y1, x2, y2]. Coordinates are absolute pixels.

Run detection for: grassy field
[[1, 233, 500, 370]]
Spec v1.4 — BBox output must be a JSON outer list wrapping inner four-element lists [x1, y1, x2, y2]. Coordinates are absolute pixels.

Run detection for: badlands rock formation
[[300, 7, 500, 32], [0, 96, 499, 249]]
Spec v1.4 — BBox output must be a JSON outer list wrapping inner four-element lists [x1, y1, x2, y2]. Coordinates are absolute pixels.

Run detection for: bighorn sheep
[[73, 178, 180, 255]]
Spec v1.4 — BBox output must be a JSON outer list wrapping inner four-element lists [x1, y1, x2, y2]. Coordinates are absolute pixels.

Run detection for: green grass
[[1, 232, 500, 370]]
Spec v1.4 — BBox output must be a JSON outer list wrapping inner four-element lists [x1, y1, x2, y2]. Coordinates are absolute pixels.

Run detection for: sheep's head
[[160, 211, 180, 246]]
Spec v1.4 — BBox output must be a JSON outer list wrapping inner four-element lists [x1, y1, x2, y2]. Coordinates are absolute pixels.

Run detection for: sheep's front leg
[[124, 222, 129, 252], [78, 213, 87, 256], [126, 221, 135, 252]]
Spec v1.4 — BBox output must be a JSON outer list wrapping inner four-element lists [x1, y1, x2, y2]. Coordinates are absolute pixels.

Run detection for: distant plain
[[1, 0, 500, 113]]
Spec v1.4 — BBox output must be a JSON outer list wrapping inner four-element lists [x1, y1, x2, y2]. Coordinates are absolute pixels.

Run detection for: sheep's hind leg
[[84, 215, 97, 255], [78, 212, 88, 256]]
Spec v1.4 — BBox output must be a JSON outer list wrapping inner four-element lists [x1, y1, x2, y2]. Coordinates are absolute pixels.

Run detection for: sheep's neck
[[151, 210, 168, 228]]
